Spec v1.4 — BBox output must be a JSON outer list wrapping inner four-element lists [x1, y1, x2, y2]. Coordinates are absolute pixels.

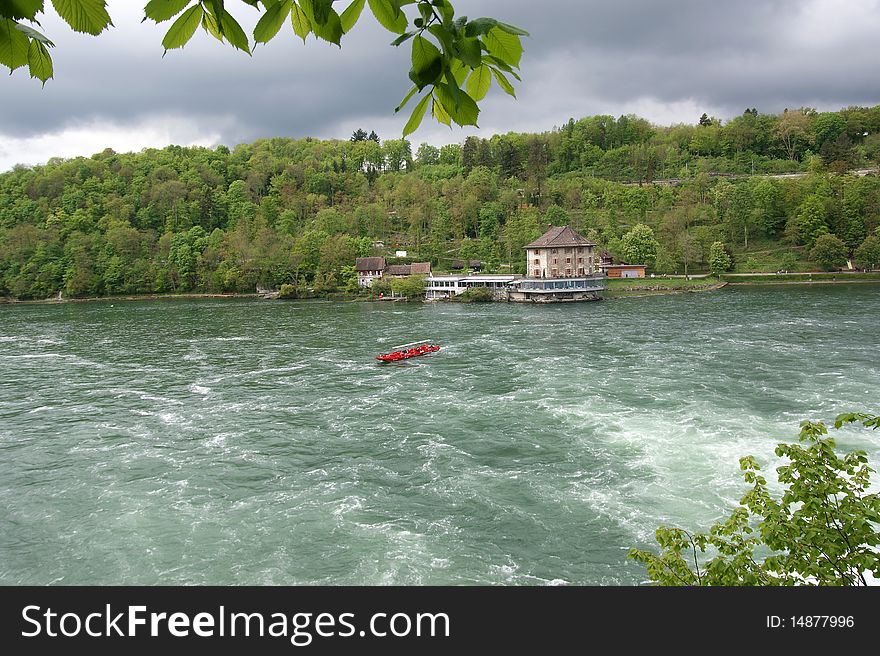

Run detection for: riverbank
[[722, 271, 880, 285], [5, 271, 879, 306], [0, 292, 261, 305], [603, 277, 727, 299]]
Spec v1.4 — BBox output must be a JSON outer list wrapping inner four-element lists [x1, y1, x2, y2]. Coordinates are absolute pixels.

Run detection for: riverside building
[[425, 226, 605, 302]]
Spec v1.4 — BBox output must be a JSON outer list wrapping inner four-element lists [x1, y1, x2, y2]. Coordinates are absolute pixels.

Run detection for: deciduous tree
[[809, 233, 847, 271], [629, 413, 880, 586], [854, 235, 880, 270], [619, 223, 659, 268], [708, 241, 731, 275]]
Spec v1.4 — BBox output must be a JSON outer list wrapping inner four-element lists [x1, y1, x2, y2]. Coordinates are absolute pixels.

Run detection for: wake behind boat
[[376, 340, 441, 363]]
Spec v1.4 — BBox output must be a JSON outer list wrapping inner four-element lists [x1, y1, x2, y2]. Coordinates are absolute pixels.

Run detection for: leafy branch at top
[[0, 0, 528, 135], [629, 412, 880, 586]]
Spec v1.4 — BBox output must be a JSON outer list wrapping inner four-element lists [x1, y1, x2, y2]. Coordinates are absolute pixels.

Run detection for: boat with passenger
[[376, 340, 441, 363]]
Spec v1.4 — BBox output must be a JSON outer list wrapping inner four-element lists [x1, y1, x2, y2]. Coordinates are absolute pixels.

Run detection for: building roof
[[386, 264, 412, 276], [605, 264, 646, 269], [524, 226, 595, 249], [355, 257, 385, 272], [410, 262, 432, 275]]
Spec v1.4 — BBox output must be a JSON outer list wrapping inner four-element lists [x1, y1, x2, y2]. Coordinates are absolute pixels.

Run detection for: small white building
[[425, 274, 518, 300]]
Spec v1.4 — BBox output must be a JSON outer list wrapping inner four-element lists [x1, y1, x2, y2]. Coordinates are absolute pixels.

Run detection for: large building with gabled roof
[[524, 225, 597, 279], [504, 225, 604, 302]]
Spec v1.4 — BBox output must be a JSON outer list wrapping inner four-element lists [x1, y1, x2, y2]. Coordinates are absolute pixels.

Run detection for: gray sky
[[2, 0, 879, 170]]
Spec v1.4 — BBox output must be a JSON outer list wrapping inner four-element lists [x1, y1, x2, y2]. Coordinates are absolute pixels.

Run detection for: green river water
[[1, 284, 878, 585]]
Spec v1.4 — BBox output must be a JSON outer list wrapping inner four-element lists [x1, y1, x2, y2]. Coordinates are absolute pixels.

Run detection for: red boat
[[376, 340, 441, 362]]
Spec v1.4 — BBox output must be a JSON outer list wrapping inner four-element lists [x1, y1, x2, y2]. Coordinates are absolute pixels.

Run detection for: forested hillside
[[2, 106, 880, 300]]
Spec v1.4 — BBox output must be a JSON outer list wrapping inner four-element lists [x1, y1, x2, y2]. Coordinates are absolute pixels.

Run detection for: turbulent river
[[1, 284, 878, 585]]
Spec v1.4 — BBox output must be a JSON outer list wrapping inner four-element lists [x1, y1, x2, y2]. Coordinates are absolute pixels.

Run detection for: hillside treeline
[[2, 105, 880, 299]]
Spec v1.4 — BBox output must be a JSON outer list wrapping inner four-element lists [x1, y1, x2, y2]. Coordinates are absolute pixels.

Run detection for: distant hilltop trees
[[1, 105, 879, 300]]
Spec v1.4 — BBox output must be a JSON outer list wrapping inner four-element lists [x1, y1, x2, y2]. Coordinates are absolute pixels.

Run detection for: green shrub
[[451, 287, 494, 302]]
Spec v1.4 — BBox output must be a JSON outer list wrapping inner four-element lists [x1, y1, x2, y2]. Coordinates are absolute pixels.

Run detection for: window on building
[[566, 269, 571, 276], [553, 258, 558, 265], [551, 249, 557, 254], [534, 259, 539, 265], [578, 257, 583, 263], [566, 257, 571, 264], [534, 270, 540, 277], [552, 268, 558, 277]]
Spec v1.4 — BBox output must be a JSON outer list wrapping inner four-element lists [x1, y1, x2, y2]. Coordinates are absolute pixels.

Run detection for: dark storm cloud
[[3, 3, 410, 140], [2, 0, 879, 167]]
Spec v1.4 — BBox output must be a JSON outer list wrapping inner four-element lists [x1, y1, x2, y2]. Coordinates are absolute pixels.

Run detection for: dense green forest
[[2, 105, 880, 300]]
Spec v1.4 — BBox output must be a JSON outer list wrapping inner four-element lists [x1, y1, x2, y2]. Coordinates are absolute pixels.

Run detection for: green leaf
[[425, 24, 451, 52], [289, 1, 310, 41], [27, 37, 53, 82], [494, 21, 529, 37], [484, 26, 522, 68], [443, 66, 460, 106], [411, 34, 440, 73], [220, 8, 251, 52], [1, 0, 43, 21], [300, 0, 342, 44], [484, 55, 520, 79], [204, 0, 223, 19], [453, 34, 481, 69], [490, 66, 515, 97], [367, 0, 406, 34], [0, 18, 30, 70], [409, 34, 441, 88], [402, 92, 430, 136], [50, 0, 113, 36], [435, 82, 479, 127], [449, 58, 467, 85], [432, 93, 451, 127], [144, 0, 192, 23], [389, 30, 414, 46], [394, 84, 418, 112], [316, 11, 342, 43], [254, 0, 291, 43], [309, 0, 332, 24], [463, 17, 497, 37], [162, 4, 202, 51], [432, 0, 453, 23], [13, 22, 56, 46], [201, 9, 222, 40], [339, 0, 364, 33], [465, 63, 491, 101]]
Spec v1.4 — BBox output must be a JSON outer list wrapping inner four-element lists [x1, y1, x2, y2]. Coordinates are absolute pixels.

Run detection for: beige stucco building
[[524, 226, 597, 278]]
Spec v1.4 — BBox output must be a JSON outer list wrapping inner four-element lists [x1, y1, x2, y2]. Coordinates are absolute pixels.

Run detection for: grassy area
[[727, 240, 817, 273]]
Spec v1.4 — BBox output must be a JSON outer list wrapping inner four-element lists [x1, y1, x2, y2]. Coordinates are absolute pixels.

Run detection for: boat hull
[[376, 345, 440, 362]]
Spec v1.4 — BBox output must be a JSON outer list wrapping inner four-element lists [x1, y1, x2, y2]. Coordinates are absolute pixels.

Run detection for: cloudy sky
[[2, 0, 879, 170]]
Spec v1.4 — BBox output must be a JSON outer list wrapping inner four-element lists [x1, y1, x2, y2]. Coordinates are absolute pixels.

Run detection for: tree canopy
[[2, 105, 880, 301], [0, 0, 527, 135]]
